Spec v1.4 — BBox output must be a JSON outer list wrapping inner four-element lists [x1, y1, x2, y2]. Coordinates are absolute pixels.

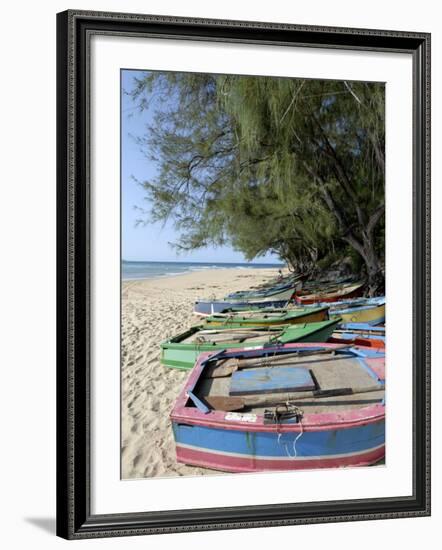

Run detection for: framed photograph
[[56, 10, 431, 539]]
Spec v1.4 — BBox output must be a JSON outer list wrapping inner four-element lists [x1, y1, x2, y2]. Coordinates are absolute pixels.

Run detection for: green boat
[[160, 319, 340, 370], [203, 306, 330, 328]]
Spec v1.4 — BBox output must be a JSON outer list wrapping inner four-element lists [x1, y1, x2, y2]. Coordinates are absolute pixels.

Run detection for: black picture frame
[[56, 9, 431, 540]]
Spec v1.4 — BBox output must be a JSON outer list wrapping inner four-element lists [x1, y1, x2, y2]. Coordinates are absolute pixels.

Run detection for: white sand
[[121, 267, 282, 479]]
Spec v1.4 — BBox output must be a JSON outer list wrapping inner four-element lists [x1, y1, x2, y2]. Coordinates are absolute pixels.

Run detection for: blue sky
[[121, 69, 279, 264]]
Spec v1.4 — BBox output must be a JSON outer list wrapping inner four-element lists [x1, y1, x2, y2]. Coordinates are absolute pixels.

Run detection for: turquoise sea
[[122, 260, 284, 281]]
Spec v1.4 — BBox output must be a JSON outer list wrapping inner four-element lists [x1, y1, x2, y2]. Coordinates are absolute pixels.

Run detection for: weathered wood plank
[[229, 367, 315, 395]]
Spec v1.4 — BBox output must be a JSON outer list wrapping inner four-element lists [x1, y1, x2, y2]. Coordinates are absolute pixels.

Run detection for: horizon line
[[122, 259, 285, 265]]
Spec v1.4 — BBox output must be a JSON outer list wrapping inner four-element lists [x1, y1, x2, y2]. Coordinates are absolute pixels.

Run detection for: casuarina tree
[[128, 72, 385, 294]]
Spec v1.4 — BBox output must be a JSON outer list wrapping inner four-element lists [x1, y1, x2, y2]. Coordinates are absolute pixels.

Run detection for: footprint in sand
[[132, 453, 142, 469]]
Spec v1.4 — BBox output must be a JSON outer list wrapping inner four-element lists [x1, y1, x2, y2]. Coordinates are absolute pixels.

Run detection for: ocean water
[[122, 260, 284, 280]]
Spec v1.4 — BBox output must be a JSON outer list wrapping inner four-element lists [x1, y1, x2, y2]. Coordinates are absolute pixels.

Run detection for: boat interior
[[179, 326, 282, 344], [188, 348, 385, 417]]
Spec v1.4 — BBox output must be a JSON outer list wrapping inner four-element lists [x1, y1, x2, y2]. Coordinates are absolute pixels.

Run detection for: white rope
[[274, 404, 304, 458], [292, 416, 304, 458]]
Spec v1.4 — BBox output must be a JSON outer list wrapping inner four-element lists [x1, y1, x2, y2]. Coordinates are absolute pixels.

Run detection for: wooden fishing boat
[[171, 343, 385, 472], [194, 298, 289, 316], [202, 306, 329, 328], [295, 282, 365, 305], [329, 323, 385, 348], [339, 323, 385, 333], [194, 281, 300, 316], [160, 319, 340, 370], [197, 303, 289, 316], [291, 277, 354, 298], [226, 282, 299, 302], [328, 332, 385, 349], [219, 297, 385, 328], [328, 297, 385, 325], [225, 278, 301, 301]]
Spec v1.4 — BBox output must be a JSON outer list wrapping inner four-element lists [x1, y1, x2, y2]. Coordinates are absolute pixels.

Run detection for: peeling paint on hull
[[172, 419, 385, 472]]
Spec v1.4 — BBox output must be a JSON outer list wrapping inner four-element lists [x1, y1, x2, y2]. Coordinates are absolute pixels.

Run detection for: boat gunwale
[[224, 282, 299, 301], [330, 303, 385, 315], [170, 344, 385, 433], [295, 282, 366, 304], [161, 318, 341, 349], [204, 305, 330, 324], [161, 324, 288, 347], [225, 280, 297, 299], [339, 323, 386, 332], [193, 299, 290, 316], [318, 296, 385, 308], [329, 336, 385, 349]]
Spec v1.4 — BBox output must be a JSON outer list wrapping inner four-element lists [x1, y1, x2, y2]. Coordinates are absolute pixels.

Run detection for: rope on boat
[[222, 314, 235, 326], [272, 403, 304, 458], [292, 413, 304, 458]]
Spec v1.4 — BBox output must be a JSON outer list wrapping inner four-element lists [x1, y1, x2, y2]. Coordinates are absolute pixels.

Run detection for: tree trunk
[[361, 236, 384, 296], [361, 207, 385, 296], [343, 230, 383, 297]]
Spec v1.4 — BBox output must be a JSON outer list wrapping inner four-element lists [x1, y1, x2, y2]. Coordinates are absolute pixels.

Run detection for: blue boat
[[194, 298, 290, 316], [194, 281, 300, 316], [339, 323, 385, 332]]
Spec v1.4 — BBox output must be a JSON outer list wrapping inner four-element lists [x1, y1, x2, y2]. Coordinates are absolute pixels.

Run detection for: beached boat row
[[160, 319, 341, 370], [158, 273, 386, 473], [200, 296, 386, 328], [193, 277, 370, 315]]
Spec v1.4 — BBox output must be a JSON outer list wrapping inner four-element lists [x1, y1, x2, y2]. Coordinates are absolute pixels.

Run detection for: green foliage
[[128, 71, 385, 285]]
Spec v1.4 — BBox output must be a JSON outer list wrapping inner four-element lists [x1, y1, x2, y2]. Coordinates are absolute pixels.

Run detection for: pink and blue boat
[[171, 343, 385, 473]]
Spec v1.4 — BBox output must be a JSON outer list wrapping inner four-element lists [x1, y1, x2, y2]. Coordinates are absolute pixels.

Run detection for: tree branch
[[365, 204, 385, 237]]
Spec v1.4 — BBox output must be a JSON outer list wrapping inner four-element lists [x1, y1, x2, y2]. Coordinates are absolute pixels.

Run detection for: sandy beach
[[121, 267, 282, 479]]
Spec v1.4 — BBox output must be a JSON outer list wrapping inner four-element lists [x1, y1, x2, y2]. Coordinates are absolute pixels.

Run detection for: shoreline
[[121, 267, 282, 479], [122, 267, 282, 293], [122, 265, 284, 284]]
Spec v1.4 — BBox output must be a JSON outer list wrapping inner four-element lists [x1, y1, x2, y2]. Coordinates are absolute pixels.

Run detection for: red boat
[[295, 282, 365, 305], [328, 335, 385, 349]]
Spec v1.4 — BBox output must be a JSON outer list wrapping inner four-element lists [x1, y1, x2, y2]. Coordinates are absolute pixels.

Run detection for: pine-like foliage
[[129, 71, 385, 292]]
